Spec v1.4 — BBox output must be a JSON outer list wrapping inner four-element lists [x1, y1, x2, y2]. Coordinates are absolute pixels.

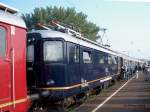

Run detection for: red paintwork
[[0, 21, 30, 111]]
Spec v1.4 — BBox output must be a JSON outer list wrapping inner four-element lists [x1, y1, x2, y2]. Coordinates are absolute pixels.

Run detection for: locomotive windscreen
[[43, 41, 63, 62]]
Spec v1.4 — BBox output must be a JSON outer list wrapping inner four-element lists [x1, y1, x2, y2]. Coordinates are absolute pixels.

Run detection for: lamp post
[[137, 49, 141, 59]]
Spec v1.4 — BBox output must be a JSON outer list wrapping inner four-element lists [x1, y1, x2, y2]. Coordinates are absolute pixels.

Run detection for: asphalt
[[75, 72, 150, 112]]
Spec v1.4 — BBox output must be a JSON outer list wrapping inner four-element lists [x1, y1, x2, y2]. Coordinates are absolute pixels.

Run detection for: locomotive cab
[[27, 31, 66, 90]]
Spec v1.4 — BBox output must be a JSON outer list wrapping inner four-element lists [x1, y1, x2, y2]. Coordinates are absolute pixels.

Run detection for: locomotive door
[[0, 25, 11, 103], [67, 43, 80, 87], [80, 47, 93, 88]]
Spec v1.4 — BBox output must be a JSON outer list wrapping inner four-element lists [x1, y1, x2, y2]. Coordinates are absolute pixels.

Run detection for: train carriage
[[27, 27, 122, 102]]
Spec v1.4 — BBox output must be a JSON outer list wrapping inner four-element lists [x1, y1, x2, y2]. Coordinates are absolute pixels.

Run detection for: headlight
[[46, 80, 55, 85]]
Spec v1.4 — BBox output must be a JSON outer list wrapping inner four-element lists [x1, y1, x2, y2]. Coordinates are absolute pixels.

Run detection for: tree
[[22, 6, 99, 41]]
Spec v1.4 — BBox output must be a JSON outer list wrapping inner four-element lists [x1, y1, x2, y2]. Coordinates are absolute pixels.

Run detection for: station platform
[[75, 72, 150, 112]]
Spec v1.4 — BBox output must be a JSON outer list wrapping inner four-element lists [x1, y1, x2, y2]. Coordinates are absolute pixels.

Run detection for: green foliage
[[22, 6, 99, 41]]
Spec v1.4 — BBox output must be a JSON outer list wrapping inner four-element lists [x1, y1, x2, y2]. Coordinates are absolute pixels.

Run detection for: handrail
[[12, 48, 15, 109]]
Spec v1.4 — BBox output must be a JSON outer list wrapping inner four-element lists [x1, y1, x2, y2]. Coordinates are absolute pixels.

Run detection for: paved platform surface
[[75, 72, 150, 112]]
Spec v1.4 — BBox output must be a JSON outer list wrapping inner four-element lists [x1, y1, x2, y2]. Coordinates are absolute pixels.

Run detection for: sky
[[1, 0, 150, 59]]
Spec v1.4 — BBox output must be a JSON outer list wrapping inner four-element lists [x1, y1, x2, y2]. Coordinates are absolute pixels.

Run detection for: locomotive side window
[[74, 46, 79, 63], [0, 27, 6, 58], [44, 41, 63, 62], [27, 45, 34, 62], [111, 55, 117, 65], [83, 51, 92, 63], [67, 42, 79, 63], [99, 52, 105, 64], [108, 55, 117, 65], [113, 56, 117, 65], [108, 55, 113, 64]]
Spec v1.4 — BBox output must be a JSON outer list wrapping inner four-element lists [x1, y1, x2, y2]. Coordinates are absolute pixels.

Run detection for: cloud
[[109, 0, 150, 2]]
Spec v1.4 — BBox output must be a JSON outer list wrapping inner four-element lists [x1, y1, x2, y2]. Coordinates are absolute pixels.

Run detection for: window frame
[[67, 42, 80, 64], [27, 45, 34, 62], [107, 54, 118, 65], [0, 26, 7, 58], [108, 55, 113, 65], [43, 38, 64, 63], [99, 52, 105, 64], [83, 50, 92, 64]]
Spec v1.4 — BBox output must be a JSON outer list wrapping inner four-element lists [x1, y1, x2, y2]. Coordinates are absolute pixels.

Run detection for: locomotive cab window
[[0, 27, 6, 58], [44, 40, 63, 62], [27, 45, 34, 62], [83, 51, 92, 63]]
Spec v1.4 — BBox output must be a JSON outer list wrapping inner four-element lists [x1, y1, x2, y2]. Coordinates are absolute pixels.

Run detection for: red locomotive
[[0, 3, 29, 112]]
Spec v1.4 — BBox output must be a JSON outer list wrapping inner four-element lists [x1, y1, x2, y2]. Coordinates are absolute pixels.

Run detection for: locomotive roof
[[0, 2, 18, 14], [29, 29, 143, 62], [0, 10, 26, 28], [29, 29, 119, 56]]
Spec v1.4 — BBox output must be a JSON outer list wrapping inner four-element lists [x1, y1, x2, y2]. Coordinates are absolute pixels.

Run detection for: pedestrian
[[144, 64, 149, 81], [121, 65, 125, 79], [136, 70, 139, 79], [124, 65, 128, 80], [142, 64, 145, 73]]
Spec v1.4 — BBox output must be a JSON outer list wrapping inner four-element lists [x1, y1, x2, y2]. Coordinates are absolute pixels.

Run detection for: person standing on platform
[[124, 65, 128, 80], [143, 63, 149, 81], [142, 64, 145, 73], [121, 65, 125, 80]]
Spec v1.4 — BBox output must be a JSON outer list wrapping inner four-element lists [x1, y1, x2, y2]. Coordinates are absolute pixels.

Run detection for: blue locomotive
[[26, 22, 140, 107]]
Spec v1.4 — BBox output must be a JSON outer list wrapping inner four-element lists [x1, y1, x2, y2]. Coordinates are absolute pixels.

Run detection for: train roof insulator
[[0, 2, 19, 14], [37, 22, 50, 30], [51, 20, 60, 26], [50, 20, 82, 37]]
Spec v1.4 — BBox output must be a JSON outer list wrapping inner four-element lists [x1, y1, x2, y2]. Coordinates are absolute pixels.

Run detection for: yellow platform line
[[0, 98, 27, 108]]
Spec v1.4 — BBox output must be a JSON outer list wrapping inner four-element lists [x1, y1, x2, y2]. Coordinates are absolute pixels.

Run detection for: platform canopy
[[0, 2, 19, 14]]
